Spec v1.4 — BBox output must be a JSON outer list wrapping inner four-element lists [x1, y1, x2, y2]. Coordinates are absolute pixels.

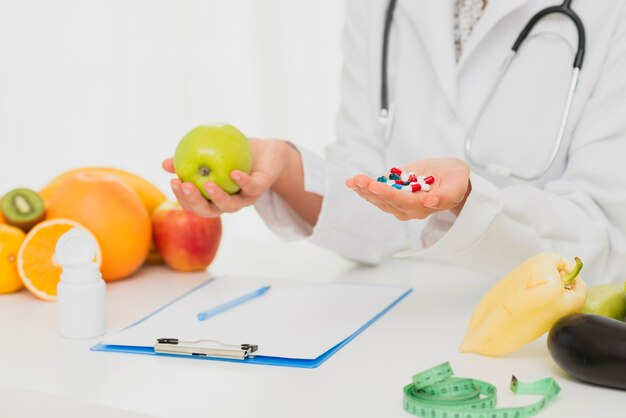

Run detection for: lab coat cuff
[[307, 162, 352, 244], [253, 145, 328, 240], [419, 172, 503, 255], [254, 191, 314, 240], [253, 145, 329, 240], [307, 161, 408, 264], [298, 145, 327, 196]]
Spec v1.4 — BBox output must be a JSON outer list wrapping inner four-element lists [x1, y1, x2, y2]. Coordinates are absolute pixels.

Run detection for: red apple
[[152, 201, 222, 272]]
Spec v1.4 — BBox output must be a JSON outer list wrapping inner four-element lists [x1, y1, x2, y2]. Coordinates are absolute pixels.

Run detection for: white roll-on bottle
[[55, 227, 107, 339]]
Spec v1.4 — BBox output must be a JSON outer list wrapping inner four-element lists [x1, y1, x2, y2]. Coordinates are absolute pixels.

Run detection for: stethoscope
[[379, 0, 586, 181]]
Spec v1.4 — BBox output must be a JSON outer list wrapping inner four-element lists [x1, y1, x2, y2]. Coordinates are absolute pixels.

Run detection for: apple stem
[[199, 166, 211, 177]]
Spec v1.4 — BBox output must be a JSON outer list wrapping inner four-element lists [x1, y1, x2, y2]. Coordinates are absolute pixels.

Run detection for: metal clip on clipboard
[[154, 338, 258, 360]]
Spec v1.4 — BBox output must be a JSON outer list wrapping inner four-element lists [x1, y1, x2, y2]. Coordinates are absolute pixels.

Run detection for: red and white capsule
[[422, 175, 435, 185], [384, 167, 436, 193], [403, 175, 435, 193], [409, 183, 424, 192]]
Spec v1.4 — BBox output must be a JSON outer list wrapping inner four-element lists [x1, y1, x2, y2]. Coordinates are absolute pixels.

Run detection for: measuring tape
[[403, 362, 560, 418]]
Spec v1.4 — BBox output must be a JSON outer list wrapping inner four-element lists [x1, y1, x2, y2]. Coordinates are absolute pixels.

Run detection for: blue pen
[[197, 285, 271, 321]]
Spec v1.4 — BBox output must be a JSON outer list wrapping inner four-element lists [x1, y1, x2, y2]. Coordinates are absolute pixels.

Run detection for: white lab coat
[[255, 0, 626, 284]]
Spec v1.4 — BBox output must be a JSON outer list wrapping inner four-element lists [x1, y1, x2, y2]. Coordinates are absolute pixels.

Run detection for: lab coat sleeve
[[416, 13, 626, 284], [255, 0, 414, 264]]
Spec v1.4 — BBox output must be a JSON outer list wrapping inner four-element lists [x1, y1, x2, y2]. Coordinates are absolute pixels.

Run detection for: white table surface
[[1, 237, 625, 418]]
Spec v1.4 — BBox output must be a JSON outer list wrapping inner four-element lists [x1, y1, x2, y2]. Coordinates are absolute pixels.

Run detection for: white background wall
[[0, 0, 345, 242]]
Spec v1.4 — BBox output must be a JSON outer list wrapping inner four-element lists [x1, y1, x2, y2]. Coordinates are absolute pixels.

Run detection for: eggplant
[[547, 313, 626, 390]]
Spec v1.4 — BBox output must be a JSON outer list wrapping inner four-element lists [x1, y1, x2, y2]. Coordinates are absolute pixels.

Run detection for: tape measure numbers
[[403, 362, 560, 418]]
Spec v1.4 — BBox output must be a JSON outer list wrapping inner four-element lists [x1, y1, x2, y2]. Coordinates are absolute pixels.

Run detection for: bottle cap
[[54, 227, 99, 267]]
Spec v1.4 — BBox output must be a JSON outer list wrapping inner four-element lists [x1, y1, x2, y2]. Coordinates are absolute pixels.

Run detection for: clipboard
[[92, 277, 412, 368]]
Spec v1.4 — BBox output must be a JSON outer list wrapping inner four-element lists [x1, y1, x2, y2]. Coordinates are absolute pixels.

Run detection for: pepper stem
[[561, 257, 583, 288]]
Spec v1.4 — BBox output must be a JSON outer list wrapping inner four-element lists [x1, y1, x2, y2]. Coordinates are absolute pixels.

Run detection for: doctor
[[165, 0, 626, 283]]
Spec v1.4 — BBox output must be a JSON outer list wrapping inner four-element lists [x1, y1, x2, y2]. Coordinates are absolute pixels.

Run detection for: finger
[[422, 180, 467, 211], [423, 193, 441, 210], [351, 174, 373, 189], [367, 181, 419, 209], [366, 181, 432, 218], [203, 182, 247, 213], [162, 158, 176, 174], [367, 180, 400, 196], [171, 179, 193, 211], [351, 185, 408, 219], [180, 182, 222, 217], [231, 170, 269, 197]]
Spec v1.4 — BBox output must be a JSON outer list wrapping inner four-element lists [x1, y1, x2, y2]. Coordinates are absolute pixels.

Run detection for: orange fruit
[[40, 167, 167, 266], [0, 225, 26, 294], [0, 198, 5, 224], [17, 219, 102, 301], [40, 167, 167, 214], [46, 172, 152, 281]]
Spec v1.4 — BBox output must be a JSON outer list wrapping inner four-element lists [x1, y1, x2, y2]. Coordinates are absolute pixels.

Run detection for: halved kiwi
[[1, 188, 46, 232]]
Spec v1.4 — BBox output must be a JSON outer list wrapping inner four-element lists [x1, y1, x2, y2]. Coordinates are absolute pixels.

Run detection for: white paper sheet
[[102, 277, 411, 360]]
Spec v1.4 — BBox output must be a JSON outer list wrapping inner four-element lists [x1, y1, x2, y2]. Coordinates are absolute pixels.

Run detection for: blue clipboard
[[92, 278, 413, 368]]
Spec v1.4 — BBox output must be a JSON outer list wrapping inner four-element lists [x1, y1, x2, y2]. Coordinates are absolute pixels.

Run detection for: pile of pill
[[376, 167, 435, 193]]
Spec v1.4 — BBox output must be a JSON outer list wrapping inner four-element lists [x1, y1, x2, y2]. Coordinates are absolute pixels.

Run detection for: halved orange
[[17, 219, 102, 301]]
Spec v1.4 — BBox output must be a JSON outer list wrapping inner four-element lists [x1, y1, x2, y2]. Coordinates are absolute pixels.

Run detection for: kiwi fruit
[[1, 188, 46, 232]]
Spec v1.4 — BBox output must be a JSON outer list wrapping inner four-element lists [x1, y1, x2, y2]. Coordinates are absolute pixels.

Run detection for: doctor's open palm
[[346, 158, 472, 220]]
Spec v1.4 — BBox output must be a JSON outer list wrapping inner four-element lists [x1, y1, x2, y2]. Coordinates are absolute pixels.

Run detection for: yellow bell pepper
[[460, 253, 587, 356]]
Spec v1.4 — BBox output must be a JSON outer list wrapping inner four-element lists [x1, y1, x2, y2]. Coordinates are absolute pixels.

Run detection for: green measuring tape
[[403, 362, 560, 418]]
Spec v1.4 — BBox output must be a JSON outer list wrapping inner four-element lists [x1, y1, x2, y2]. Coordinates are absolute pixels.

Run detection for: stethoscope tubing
[[513, 0, 585, 69], [379, 0, 586, 180], [380, 0, 398, 119]]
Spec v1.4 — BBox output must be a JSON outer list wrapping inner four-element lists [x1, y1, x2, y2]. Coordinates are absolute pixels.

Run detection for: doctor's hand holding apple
[[163, 124, 322, 224]]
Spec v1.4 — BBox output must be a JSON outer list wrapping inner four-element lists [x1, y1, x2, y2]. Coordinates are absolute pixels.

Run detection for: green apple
[[580, 284, 626, 320], [174, 124, 253, 199]]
